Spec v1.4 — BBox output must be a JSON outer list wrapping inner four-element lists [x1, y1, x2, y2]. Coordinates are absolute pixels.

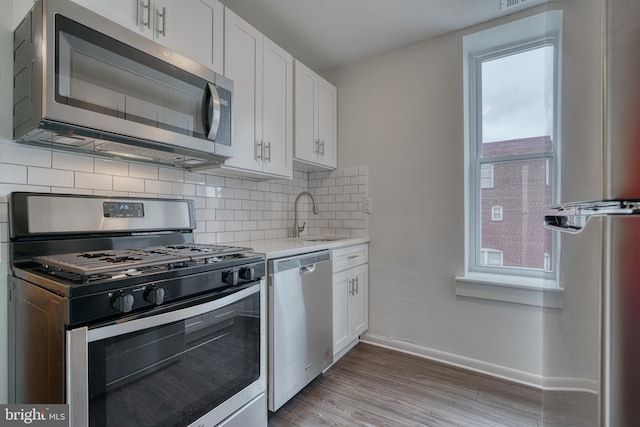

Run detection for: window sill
[[454, 273, 563, 308]]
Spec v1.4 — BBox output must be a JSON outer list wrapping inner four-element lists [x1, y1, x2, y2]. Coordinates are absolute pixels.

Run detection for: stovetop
[[32, 244, 253, 280], [12, 242, 266, 326]]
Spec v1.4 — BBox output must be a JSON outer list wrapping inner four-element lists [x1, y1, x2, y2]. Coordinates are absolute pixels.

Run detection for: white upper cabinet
[[221, 8, 293, 179], [70, 0, 224, 73], [294, 60, 337, 170]]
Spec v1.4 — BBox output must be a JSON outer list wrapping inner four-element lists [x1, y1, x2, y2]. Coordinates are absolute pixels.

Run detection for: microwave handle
[[204, 83, 221, 140]]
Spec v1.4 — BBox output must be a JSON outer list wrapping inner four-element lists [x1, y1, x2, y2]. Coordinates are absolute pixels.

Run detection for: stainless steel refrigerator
[[544, 0, 640, 425]]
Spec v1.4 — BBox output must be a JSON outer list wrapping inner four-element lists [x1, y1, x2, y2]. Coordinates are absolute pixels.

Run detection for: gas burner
[[104, 256, 143, 263], [79, 252, 113, 259]]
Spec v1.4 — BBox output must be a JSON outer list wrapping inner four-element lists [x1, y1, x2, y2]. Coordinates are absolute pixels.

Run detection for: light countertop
[[234, 236, 370, 259]]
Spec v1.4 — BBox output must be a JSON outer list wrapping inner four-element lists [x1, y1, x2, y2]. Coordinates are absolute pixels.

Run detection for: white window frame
[[456, 10, 564, 308]]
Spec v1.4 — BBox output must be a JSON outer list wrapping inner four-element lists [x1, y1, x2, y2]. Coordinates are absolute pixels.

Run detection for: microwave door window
[[55, 15, 207, 140]]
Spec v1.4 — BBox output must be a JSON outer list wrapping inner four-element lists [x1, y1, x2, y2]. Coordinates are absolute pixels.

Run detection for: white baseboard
[[361, 332, 598, 394]]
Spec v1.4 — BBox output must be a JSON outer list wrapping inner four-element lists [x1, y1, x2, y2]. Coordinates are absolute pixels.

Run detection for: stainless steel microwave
[[13, 0, 233, 169]]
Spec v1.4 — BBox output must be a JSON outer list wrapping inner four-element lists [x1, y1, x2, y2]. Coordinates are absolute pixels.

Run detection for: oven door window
[[87, 292, 260, 427]]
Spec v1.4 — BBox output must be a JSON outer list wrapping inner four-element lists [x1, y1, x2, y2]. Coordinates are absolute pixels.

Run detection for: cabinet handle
[[355, 276, 359, 294], [347, 255, 359, 260], [255, 141, 263, 161], [314, 139, 320, 155], [265, 142, 272, 162], [349, 279, 354, 296], [139, 0, 151, 29], [320, 139, 325, 156], [157, 6, 166, 36]]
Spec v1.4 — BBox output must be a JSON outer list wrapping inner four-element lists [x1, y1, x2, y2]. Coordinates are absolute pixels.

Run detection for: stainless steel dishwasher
[[268, 250, 333, 412]]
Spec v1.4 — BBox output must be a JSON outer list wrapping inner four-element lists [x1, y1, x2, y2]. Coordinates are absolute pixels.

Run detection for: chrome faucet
[[293, 191, 319, 237]]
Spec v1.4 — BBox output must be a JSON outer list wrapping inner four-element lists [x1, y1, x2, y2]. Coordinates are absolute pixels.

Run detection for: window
[[481, 248, 504, 266], [491, 205, 503, 221], [460, 11, 562, 295], [480, 164, 494, 188]]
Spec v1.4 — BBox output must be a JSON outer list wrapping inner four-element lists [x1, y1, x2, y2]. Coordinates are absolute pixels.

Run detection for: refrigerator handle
[[544, 200, 640, 234], [544, 214, 590, 234]]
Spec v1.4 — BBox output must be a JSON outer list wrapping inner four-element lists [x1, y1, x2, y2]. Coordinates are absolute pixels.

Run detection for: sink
[[298, 236, 347, 242]]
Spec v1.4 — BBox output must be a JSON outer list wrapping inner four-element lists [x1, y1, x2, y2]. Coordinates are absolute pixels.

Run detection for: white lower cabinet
[[332, 244, 368, 358]]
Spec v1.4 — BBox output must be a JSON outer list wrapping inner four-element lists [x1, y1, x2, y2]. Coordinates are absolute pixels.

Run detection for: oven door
[[67, 281, 265, 427]]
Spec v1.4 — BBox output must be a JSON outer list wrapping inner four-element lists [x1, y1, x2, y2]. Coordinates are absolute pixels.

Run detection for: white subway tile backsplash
[[242, 200, 257, 211], [113, 176, 145, 192], [51, 187, 93, 196], [234, 210, 250, 221], [76, 172, 112, 190], [0, 164, 27, 184], [197, 208, 215, 221], [205, 221, 224, 232], [129, 164, 159, 180], [225, 199, 242, 210], [159, 168, 184, 183], [0, 184, 49, 199], [205, 175, 225, 186], [145, 179, 173, 194], [29, 167, 74, 188], [1, 143, 52, 168], [206, 198, 224, 210], [172, 182, 196, 196], [250, 230, 265, 240], [0, 140, 368, 242], [185, 172, 206, 185], [242, 180, 257, 191], [95, 159, 129, 176], [52, 152, 94, 172], [250, 211, 264, 221], [216, 210, 234, 221], [234, 189, 250, 200], [225, 177, 243, 189], [336, 177, 351, 186]]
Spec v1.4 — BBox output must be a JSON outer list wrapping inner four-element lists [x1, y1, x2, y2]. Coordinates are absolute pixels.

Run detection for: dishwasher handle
[[300, 264, 316, 274], [270, 251, 331, 274]]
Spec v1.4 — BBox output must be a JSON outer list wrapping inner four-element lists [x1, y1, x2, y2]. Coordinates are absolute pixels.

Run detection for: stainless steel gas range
[[7, 192, 267, 427]]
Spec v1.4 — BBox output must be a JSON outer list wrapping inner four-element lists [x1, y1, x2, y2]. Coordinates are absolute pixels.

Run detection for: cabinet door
[[351, 264, 368, 337], [155, 0, 224, 72], [262, 38, 293, 178], [332, 270, 351, 356], [294, 61, 319, 163], [318, 78, 337, 168], [224, 9, 263, 171], [71, 0, 152, 38]]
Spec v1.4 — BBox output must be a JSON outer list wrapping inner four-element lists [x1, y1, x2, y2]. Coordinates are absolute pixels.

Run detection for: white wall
[[324, 2, 601, 387], [542, 0, 603, 389]]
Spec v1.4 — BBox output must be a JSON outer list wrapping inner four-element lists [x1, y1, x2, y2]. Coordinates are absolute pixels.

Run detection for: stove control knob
[[240, 266, 255, 281], [222, 270, 239, 286], [145, 287, 165, 305], [112, 292, 135, 313]]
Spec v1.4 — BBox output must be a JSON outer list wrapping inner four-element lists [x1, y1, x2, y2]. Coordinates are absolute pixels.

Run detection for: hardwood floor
[[268, 343, 597, 427]]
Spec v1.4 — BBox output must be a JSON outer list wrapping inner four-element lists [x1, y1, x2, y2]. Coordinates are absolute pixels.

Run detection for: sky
[[481, 45, 555, 143]]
